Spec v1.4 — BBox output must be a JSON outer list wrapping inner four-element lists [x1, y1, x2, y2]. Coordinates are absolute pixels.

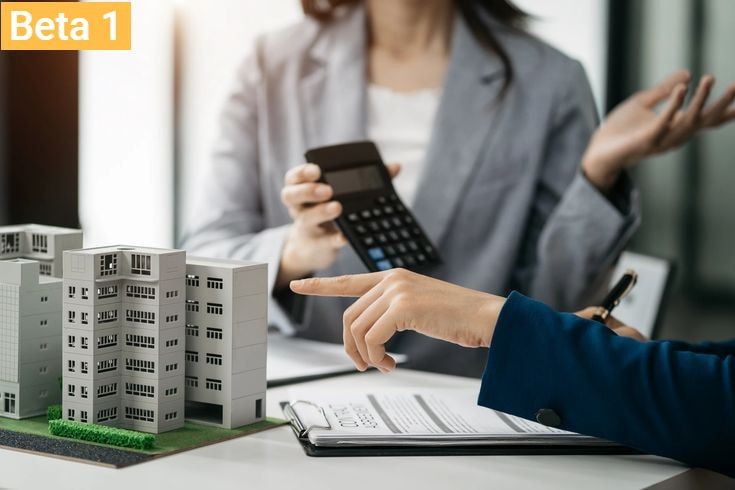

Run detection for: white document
[[267, 334, 408, 386], [284, 388, 595, 447]]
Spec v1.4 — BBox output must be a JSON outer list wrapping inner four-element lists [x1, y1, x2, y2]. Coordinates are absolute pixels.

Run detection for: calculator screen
[[324, 166, 384, 196]]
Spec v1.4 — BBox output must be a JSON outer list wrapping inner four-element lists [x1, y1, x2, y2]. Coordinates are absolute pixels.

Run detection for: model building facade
[[0, 224, 83, 277], [62, 246, 186, 433], [184, 257, 267, 429], [0, 259, 62, 419]]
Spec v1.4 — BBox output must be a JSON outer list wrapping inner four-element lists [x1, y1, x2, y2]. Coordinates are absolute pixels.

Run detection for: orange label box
[[1, 2, 131, 50]]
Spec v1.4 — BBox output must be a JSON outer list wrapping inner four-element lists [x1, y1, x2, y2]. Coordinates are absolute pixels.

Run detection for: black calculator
[[305, 141, 441, 272]]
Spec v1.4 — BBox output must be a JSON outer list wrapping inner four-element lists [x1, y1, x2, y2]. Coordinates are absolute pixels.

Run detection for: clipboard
[[280, 401, 638, 458]]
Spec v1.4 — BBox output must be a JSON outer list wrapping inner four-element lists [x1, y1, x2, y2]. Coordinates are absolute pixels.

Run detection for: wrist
[[581, 155, 621, 194], [276, 233, 312, 289], [477, 294, 506, 348]]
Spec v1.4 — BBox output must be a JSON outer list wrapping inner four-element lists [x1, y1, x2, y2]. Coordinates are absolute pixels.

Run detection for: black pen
[[592, 269, 638, 323]]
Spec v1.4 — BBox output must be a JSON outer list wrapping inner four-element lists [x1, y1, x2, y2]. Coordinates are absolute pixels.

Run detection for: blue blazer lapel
[[300, 6, 367, 150], [412, 15, 506, 246]]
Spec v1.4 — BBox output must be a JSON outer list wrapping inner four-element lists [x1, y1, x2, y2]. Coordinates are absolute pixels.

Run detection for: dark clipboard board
[[280, 402, 638, 458]]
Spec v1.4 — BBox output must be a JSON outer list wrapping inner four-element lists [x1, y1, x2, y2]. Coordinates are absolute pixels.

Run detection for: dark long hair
[[301, 0, 528, 92]]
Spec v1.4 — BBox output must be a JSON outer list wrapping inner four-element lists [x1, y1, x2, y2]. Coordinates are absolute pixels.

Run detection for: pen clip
[[612, 269, 638, 308]]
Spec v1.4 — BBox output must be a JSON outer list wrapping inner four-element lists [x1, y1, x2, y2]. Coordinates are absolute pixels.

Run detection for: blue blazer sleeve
[[478, 292, 735, 477]]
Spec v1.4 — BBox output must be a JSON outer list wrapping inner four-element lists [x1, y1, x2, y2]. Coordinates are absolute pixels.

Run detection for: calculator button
[[390, 194, 399, 202], [396, 243, 408, 254], [385, 245, 396, 256], [403, 215, 414, 224], [388, 231, 400, 242], [416, 253, 427, 263], [363, 237, 376, 247], [396, 203, 406, 212], [393, 257, 405, 268], [391, 217, 403, 227], [381, 219, 392, 230], [360, 210, 372, 219], [377, 196, 388, 205], [347, 213, 359, 223], [400, 229, 411, 240], [377, 234, 389, 244], [408, 241, 419, 251], [375, 259, 393, 271], [367, 247, 385, 261], [383, 205, 395, 215], [368, 221, 381, 232], [372, 208, 382, 217], [355, 224, 368, 235], [403, 255, 417, 267], [412, 227, 422, 236]]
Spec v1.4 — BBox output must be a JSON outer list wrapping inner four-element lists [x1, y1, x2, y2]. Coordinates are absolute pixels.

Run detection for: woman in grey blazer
[[180, 0, 706, 376]]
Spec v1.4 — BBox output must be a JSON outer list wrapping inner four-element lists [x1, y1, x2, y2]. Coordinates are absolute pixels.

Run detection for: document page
[[285, 388, 590, 446]]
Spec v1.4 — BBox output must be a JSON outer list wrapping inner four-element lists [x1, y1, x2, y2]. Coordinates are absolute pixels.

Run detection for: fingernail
[[316, 185, 331, 198], [305, 164, 320, 178], [327, 201, 340, 213]]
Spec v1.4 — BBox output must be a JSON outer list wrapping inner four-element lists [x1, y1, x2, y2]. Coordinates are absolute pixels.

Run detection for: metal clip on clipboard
[[283, 400, 332, 438]]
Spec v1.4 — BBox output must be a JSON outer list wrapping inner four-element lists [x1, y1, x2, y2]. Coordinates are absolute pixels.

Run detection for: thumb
[[386, 163, 401, 179]]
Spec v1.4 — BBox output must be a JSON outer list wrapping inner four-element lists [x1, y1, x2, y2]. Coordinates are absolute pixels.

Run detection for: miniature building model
[[0, 259, 62, 419], [184, 256, 267, 429], [0, 224, 83, 278], [62, 246, 186, 433]]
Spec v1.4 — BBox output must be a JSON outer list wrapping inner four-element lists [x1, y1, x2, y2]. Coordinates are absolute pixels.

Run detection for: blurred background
[[0, 0, 733, 341]]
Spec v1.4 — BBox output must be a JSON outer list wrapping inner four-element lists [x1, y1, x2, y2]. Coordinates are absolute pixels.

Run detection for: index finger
[[290, 272, 387, 297], [637, 69, 691, 108], [285, 163, 321, 185]]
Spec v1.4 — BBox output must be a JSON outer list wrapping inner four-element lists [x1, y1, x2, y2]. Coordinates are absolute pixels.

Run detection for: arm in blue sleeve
[[478, 292, 735, 477], [662, 339, 735, 357]]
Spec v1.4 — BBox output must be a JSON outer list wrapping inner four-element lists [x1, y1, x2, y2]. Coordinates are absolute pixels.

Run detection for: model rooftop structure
[[0, 259, 63, 419], [62, 246, 186, 434], [184, 256, 267, 429], [0, 224, 83, 277]]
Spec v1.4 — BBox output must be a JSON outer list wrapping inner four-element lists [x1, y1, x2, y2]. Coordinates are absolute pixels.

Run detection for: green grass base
[[0, 415, 286, 456]]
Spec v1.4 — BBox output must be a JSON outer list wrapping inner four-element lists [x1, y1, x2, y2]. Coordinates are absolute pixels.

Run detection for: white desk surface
[[0, 369, 687, 490]]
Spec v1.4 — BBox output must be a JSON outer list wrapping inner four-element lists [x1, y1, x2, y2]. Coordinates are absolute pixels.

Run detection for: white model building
[[62, 246, 186, 434], [0, 224, 83, 277], [0, 259, 62, 419], [184, 257, 267, 429]]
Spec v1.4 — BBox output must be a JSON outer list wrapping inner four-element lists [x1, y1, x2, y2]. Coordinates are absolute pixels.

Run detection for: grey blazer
[[181, 6, 640, 377]]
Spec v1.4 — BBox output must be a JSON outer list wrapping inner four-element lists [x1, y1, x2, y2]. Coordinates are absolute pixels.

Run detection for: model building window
[[125, 407, 154, 422], [0, 232, 20, 254], [97, 382, 118, 398], [186, 274, 199, 287], [165, 290, 179, 298], [205, 378, 223, 391], [206, 302, 223, 315], [39, 342, 48, 351], [31, 233, 48, 253], [68, 335, 76, 347], [186, 324, 199, 337], [3, 393, 16, 414], [97, 358, 118, 374], [40, 296, 48, 302], [165, 363, 178, 372], [97, 309, 118, 324], [81, 361, 89, 374], [165, 314, 178, 323], [97, 285, 118, 299], [185, 351, 198, 363], [165, 387, 177, 396], [68, 286, 76, 298], [68, 384, 76, 397], [207, 277, 224, 289], [186, 300, 199, 312], [125, 334, 155, 349], [39, 366, 48, 375], [206, 327, 223, 340], [81, 312, 89, 325], [130, 253, 152, 275], [80, 410, 88, 423], [99, 253, 118, 276], [67, 310, 76, 323], [126, 284, 155, 299], [39, 319, 48, 327], [97, 407, 117, 423], [67, 408, 75, 421], [80, 287, 89, 299], [81, 386, 88, 399], [39, 263, 52, 275], [185, 376, 198, 388], [97, 334, 118, 349], [125, 358, 155, 373], [39, 389, 48, 398], [125, 382, 154, 398], [165, 339, 178, 347], [125, 309, 155, 324], [67, 360, 76, 372], [81, 337, 89, 349], [205, 353, 223, 366], [164, 411, 177, 421]]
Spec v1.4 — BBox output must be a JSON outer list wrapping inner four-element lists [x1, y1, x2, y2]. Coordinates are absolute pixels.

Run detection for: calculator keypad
[[350, 194, 439, 272]]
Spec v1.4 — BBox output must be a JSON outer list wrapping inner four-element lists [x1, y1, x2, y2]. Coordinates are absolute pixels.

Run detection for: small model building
[[62, 246, 186, 434], [0, 259, 62, 419], [0, 224, 83, 277], [184, 256, 267, 429]]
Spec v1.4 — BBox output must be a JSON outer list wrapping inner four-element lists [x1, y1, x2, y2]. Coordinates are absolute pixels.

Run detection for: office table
[[0, 369, 688, 489]]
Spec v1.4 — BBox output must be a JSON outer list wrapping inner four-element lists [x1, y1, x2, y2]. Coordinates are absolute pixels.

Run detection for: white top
[[367, 84, 441, 205]]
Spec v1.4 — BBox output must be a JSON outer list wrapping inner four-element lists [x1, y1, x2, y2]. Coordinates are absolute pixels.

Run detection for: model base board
[[0, 414, 286, 468]]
